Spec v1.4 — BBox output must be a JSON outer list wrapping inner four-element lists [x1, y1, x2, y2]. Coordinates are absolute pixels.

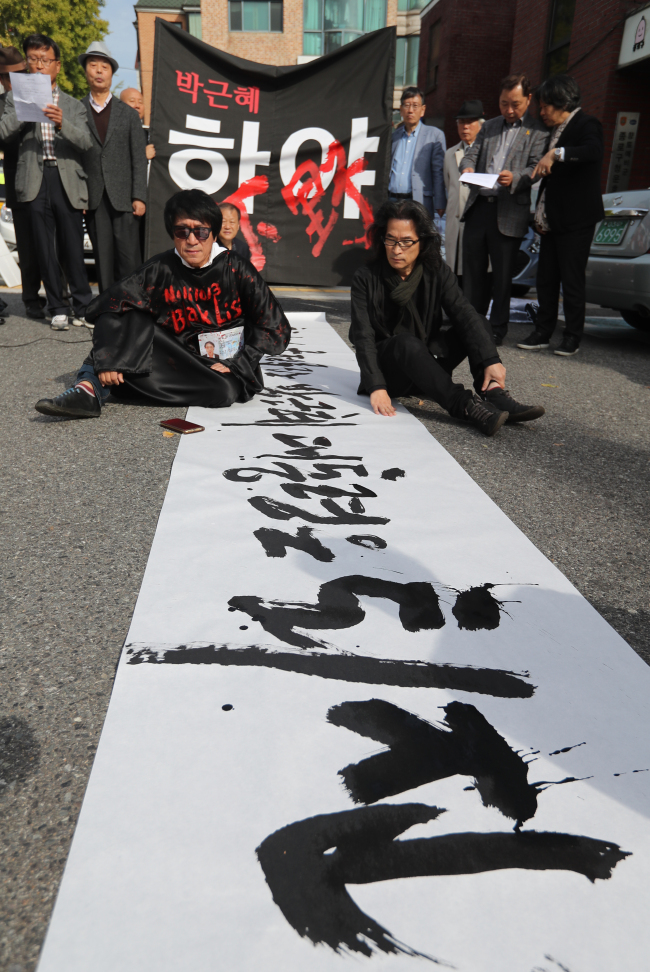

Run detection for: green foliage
[[0, 0, 109, 98]]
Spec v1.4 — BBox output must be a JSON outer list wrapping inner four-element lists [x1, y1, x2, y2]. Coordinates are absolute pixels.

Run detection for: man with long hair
[[350, 199, 544, 436]]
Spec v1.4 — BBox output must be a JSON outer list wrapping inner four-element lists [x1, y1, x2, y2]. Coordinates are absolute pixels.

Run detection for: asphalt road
[[1, 287, 649, 972]]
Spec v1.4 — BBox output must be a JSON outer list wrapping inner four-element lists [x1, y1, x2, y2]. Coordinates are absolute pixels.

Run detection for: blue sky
[[102, 0, 140, 92]]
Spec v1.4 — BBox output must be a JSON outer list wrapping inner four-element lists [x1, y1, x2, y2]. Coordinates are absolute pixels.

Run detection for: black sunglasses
[[173, 225, 212, 241]]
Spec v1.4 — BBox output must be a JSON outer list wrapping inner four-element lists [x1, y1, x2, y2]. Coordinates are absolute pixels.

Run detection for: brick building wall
[[202, 0, 304, 63], [418, 0, 517, 145], [510, 0, 650, 192], [137, 10, 187, 125]]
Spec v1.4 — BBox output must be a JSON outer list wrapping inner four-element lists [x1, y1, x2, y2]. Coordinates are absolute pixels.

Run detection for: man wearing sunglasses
[[35, 189, 290, 417]]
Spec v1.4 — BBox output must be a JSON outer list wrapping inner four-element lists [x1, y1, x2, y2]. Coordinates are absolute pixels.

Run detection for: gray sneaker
[[51, 314, 69, 331]]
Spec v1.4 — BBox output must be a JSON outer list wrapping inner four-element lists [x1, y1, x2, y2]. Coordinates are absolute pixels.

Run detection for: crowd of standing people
[[389, 73, 605, 357], [0, 34, 605, 438], [0, 35, 249, 329]]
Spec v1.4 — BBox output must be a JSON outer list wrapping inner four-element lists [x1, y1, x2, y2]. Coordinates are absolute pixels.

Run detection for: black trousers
[[29, 166, 92, 318], [86, 191, 142, 292], [377, 331, 483, 419], [83, 328, 243, 408], [463, 196, 523, 340], [535, 226, 595, 342], [5, 173, 42, 305]]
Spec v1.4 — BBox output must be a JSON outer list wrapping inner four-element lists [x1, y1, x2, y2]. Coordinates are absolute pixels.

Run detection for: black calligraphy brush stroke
[[124, 644, 534, 697], [310, 463, 368, 479], [224, 462, 306, 483], [451, 584, 504, 631], [256, 803, 448, 962], [229, 575, 444, 650], [254, 526, 335, 562], [381, 468, 406, 481], [256, 802, 629, 960], [549, 742, 586, 756], [222, 422, 357, 427], [329, 700, 539, 826], [249, 495, 389, 526], [281, 482, 377, 500], [346, 535, 388, 550]]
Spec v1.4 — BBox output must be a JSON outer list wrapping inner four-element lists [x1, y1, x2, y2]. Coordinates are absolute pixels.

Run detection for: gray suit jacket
[[390, 122, 446, 214], [0, 89, 92, 209], [82, 96, 147, 212], [443, 141, 471, 274], [459, 111, 548, 238]]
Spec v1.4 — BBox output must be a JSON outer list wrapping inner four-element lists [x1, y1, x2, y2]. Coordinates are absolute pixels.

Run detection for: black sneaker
[[465, 393, 508, 437], [554, 335, 580, 356], [24, 304, 45, 320], [483, 386, 545, 423], [35, 387, 101, 419], [517, 330, 550, 350]]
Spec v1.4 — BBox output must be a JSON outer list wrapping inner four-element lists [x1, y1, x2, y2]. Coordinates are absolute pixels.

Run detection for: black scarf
[[383, 263, 426, 342]]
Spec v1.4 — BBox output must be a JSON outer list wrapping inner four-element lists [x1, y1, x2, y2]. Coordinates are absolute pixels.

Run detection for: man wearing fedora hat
[[79, 42, 147, 293], [0, 33, 93, 330], [0, 46, 44, 318], [443, 99, 485, 288]]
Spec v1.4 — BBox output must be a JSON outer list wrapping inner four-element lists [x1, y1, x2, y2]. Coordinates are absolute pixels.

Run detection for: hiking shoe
[[35, 387, 101, 418], [517, 330, 549, 350], [554, 335, 580, 356], [483, 386, 545, 423], [50, 314, 69, 331], [465, 393, 508, 437]]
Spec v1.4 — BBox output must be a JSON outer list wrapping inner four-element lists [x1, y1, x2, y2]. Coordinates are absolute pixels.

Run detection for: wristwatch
[[554, 147, 562, 161]]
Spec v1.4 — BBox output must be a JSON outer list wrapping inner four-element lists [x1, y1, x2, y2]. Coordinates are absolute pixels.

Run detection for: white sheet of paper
[[36, 315, 650, 972], [459, 171, 500, 189], [11, 73, 53, 124]]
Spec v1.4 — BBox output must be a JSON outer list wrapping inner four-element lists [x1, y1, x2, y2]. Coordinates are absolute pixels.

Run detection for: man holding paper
[[459, 74, 548, 345], [0, 34, 93, 331], [34, 190, 291, 419]]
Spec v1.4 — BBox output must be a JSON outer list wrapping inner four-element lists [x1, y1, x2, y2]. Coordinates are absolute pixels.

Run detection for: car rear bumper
[[585, 254, 650, 312]]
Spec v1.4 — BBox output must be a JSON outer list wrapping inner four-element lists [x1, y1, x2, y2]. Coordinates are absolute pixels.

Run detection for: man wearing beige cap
[[0, 46, 43, 318]]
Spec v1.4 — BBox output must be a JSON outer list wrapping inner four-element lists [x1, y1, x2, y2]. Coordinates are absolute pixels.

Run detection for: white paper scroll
[[37, 314, 650, 972]]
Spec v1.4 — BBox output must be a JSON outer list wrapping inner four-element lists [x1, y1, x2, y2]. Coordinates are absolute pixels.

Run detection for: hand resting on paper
[[370, 389, 396, 417]]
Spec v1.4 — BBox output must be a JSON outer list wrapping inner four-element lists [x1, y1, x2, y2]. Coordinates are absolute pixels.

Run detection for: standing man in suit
[[0, 33, 93, 330], [460, 74, 548, 344], [389, 86, 446, 218], [443, 99, 485, 287], [0, 46, 43, 319], [79, 42, 148, 293], [518, 75, 604, 357]]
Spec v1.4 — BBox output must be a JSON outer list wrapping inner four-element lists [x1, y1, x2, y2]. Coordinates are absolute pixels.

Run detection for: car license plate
[[594, 219, 628, 245]]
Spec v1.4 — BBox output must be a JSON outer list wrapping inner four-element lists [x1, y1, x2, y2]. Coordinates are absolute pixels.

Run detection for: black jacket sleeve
[[226, 254, 291, 391], [349, 268, 388, 393], [561, 116, 604, 165], [438, 263, 501, 369]]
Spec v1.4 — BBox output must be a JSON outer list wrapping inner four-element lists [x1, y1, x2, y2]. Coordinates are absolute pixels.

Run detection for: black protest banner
[[146, 22, 394, 286]]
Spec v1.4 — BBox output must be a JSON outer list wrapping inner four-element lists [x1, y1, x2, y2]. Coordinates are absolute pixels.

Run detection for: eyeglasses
[[173, 225, 212, 241], [26, 55, 57, 66], [401, 102, 423, 110], [383, 237, 420, 249]]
